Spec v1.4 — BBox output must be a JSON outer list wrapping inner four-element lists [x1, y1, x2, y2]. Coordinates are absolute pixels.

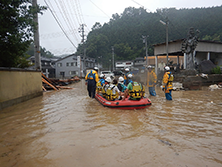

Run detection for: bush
[[211, 66, 221, 74]]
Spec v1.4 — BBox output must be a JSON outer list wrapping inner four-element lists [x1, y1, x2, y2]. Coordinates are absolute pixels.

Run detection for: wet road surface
[[0, 80, 222, 167]]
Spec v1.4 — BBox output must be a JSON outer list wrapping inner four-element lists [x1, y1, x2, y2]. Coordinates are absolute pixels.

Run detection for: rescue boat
[[95, 93, 151, 110]]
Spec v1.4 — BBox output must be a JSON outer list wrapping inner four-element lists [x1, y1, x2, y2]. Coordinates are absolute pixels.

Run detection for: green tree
[[77, 6, 222, 67], [0, 0, 46, 67], [26, 43, 54, 58]]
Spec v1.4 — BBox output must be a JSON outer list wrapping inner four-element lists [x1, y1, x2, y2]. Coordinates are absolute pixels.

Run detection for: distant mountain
[[75, 6, 222, 67]]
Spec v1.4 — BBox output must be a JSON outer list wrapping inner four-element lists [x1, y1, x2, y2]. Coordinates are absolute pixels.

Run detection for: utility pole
[[79, 24, 86, 74], [32, 0, 41, 70], [142, 35, 149, 67], [142, 35, 149, 88], [160, 17, 169, 65], [112, 46, 114, 71], [166, 17, 169, 65]]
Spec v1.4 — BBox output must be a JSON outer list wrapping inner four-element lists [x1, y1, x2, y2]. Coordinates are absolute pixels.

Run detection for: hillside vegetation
[[75, 6, 222, 67]]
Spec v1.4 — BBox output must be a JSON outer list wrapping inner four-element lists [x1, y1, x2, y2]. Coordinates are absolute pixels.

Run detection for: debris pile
[[172, 82, 184, 91], [209, 83, 222, 90], [42, 73, 80, 91]]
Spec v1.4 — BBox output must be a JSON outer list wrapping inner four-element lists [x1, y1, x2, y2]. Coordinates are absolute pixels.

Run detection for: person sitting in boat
[[126, 73, 133, 86], [123, 68, 132, 86], [105, 78, 122, 101], [102, 77, 111, 98], [96, 74, 105, 94], [117, 76, 127, 93], [123, 74, 145, 100]]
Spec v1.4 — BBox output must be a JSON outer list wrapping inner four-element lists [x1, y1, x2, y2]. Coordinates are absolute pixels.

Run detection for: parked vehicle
[[113, 70, 124, 77], [100, 71, 114, 79]]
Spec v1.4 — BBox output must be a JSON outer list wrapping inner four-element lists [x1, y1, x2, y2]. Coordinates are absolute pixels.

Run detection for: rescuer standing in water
[[162, 66, 174, 100], [85, 67, 99, 98], [147, 65, 157, 96]]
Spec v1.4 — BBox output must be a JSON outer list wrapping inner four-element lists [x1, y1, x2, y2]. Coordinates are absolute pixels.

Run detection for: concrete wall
[[0, 68, 43, 110]]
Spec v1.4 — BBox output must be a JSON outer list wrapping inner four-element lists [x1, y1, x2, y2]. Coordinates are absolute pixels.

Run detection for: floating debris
[[209, 84, 220, 90], [159, 139, 172, 146], [172, 82, 184, 91]]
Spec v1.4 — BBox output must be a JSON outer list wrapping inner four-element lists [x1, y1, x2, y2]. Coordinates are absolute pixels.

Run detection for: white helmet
[[127, 74, 133, 78], [105, 77, 112, 83], [125, 68, 129, 72], [118, 76, 124, 82], [147, 65, 152, 69], [164, 66, 170, 71], [100, 74, 104, 78], [94, 67, 98, 71]]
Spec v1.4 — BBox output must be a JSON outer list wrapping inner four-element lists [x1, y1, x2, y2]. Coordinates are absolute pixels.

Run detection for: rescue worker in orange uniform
[[162, 66, 174, 100], [85, 67, 99, 98], [147, 65, 157, 96]]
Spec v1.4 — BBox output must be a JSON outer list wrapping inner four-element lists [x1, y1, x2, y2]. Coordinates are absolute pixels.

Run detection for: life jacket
[[129, 82, 142, 99], [96, 79, 104, 92], [166, 72, 174, 91], [168, 72, 174, 85], [141, 85, 145, 97], [105, 85, 118, 101], [102, 84, 108, 97], [87, 70, 95, 80]]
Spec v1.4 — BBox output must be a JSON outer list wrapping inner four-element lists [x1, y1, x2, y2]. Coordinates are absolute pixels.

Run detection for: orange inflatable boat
[[95, 93, 151, 110]]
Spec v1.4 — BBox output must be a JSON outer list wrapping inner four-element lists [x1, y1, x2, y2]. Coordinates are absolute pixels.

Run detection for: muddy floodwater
[[0, 80, 222, 167]]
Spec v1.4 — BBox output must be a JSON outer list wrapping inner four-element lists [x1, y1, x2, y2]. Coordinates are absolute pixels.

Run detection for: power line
[[74, 0, 84, 23], [44, 0, 77, 49], [76, 0, 90, 32], [40, 30, 79, 39], [131, 0, 152, 13], [55, 0, 80, 42], [89, 0, 111, 19], [69, 0, 81, 25]]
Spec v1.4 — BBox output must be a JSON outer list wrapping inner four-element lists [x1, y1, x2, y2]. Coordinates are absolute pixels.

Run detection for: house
[[54, 54, 96, 78], [153, 39, 222, 74], [28, 56, 58, 78]]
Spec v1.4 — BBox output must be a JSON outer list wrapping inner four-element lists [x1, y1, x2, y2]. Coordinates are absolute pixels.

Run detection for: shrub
[[211, 66, 221, 74]]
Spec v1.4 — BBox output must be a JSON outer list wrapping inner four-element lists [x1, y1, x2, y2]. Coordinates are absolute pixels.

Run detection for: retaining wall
[[0, 68, 43, 110]]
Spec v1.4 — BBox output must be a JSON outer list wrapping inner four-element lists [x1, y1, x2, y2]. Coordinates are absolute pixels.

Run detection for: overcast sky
[[38, 0, 222, 56]]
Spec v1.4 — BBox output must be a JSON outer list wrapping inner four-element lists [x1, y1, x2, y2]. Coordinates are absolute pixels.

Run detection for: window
[[70, 71, 77, 75], [60, 72, 65, 77], [71, 62, 77, 66], [57, 63, 62, 67]]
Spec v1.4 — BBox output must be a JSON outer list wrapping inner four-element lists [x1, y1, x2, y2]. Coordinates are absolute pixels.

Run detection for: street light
[[160, 18, 169, 65]]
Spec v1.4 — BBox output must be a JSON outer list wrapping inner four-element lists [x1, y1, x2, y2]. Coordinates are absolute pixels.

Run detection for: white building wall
[[55, 55, 95, 78]]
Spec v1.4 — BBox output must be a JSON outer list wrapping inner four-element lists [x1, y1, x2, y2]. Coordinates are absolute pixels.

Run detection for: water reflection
[[0, 80, 222, 167]]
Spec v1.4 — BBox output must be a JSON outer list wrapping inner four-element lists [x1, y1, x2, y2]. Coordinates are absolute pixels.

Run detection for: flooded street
[[1, 80, 222, 167]]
